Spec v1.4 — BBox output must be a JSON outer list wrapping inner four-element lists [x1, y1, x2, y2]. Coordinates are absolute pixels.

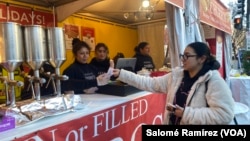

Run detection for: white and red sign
[[64, 24, 80, 49], [13, 93, 167, 141], [0, 3, 54, 26], [82, 27, 96, 51]]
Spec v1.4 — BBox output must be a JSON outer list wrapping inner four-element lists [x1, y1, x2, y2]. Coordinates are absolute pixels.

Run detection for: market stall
[[0, 2, 168, 140]]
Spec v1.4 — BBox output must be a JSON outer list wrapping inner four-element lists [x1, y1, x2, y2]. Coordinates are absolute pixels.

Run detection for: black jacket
[[62, 60, 98, 94], [89, 57, 110, 75], [133, 53, 155, 73]]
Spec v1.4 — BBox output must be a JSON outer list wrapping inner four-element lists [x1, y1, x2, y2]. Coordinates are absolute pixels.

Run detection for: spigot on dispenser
[[0, 76, 8, 83], [7, 80, 24, 87], [33, 76, 46, 84], [46, 73, 69, 96], [55, 74, 69, 81], [54, 74, 69, 97], [0, 76, 24, 107], [44, 72, 57, 95], [24, 75, 46, 100]]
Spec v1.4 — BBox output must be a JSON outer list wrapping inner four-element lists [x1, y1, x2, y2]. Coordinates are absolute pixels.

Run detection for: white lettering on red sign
[[18, 97, 164, 141]]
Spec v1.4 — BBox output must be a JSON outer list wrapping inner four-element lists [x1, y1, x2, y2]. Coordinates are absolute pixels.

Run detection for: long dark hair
[[187, 42, 220, 70]]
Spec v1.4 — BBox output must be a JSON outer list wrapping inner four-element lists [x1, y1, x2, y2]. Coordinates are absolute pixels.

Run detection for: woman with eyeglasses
[[112, 41, 235, 125]]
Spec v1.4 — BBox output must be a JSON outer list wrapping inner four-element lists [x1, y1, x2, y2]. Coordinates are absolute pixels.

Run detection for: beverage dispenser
[[47, 27, 68, 96], [23, 25, 47, 101], [0, 22, 24, 107]]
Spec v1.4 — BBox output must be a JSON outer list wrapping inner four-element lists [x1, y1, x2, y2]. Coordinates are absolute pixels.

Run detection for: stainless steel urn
[[47, 27, 66, 68], [46, 27, 67, 97], [0, 22, 24, 106], [24, 25, 47, 70], [0, 22, 24, 72], [24, 25, 47, 100]]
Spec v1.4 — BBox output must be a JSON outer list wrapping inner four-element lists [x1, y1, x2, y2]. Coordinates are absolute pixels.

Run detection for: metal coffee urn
[[23, 25, 47, 101], [47, 27, 68, 96], [0, 22, 24, 107]]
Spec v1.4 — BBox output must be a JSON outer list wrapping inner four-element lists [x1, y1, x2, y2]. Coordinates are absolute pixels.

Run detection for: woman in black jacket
[[89, 43, 110, 75], [62, 41, 110, 94], [133, 42, 155, 73]]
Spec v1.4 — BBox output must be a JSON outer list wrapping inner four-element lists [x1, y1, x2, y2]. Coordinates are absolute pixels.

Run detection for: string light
[[142, 0, 150, 8], [123, 0, 155, 21]]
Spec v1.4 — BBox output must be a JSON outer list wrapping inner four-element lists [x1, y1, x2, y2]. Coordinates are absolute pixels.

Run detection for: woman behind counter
[[112, 41, 235, 125], [62, 41, 110, 94], [90, 43, 110, 75], [133, 42, 155, 73]]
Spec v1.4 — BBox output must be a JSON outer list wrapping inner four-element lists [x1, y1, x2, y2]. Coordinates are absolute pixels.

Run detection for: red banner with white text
[[14, 93, 167, 141], [199, 0, 232, 34], [0, 3, 54, 26]]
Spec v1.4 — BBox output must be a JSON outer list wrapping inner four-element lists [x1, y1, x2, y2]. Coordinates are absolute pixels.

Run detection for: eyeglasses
[[179, 54, 197, 60]]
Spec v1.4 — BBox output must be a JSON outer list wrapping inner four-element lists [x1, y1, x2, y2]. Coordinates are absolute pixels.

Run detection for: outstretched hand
[[97, 73, 110, 86], [109, 59, 114, 68], [107, 60, 114, 77], [112, 69, 120, 77], [108, 59, 121, 79]]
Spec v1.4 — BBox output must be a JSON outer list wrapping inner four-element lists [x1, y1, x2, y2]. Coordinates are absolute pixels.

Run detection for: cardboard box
[[0, 116, 15, 132]]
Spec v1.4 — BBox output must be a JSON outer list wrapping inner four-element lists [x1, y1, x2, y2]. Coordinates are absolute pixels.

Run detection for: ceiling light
[[142, 0, 150, 8], [123, 0, 155, 21]]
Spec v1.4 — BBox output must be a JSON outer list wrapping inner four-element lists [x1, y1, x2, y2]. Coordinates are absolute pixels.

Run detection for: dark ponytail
[[206, 54, 220, 70], [134, 42, 149, 54], [134, 46, 139, 54]]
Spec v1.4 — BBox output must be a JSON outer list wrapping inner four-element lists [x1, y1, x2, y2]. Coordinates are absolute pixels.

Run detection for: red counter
[[1, 91, 167, 141]]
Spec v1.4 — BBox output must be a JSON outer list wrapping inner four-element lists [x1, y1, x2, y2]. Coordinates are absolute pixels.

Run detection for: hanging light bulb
[[142, 0, 150, 8]]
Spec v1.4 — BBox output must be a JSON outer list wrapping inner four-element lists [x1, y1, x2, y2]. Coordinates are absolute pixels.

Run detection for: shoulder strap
[[205, 80, 209, 93], [187, 80, 209, 106], [205, 80, 209, 107]]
